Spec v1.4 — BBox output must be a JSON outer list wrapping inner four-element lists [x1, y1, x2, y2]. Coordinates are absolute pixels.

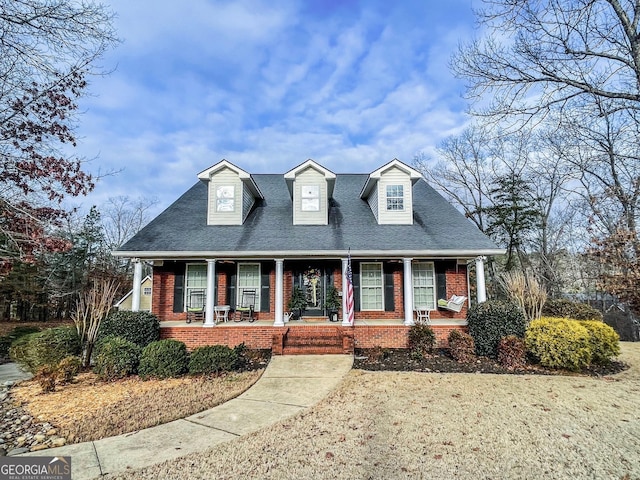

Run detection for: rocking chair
[[234, 289, 256, 322], [186, 289, 205, 323]]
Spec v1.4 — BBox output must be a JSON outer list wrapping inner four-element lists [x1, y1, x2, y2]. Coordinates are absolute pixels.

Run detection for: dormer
[[284, 159, 336, 225], [197, 160, 263, 225], [359, 159, 422, 225]]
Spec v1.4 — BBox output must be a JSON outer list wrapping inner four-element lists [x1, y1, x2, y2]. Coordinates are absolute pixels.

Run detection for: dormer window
[[216, 185, 235, 212], [386, 185, 404, 211], [301, 185, 320, 211], [284, 160, 336, 225]]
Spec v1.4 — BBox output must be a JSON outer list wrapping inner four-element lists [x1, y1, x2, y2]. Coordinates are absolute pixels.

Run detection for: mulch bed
[[353, 348, 629, 377]]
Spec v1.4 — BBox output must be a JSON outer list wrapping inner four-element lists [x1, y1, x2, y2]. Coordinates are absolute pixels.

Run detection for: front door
[[297, 266, 326, 316]]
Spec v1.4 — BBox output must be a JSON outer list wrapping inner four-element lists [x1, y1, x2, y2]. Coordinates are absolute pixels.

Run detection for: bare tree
[[101, 196, 158, 250]]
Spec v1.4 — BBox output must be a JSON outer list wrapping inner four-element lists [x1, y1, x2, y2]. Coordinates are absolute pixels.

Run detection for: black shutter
[[173, 263, 185, 313], [352, 261, 360, 312], [227, 271, 237, 310], [435, 260, 456, 303], [260, 264, 270, 312], [384, 263, 395, 312]]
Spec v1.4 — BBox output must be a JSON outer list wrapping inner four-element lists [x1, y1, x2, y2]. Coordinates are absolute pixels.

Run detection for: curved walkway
[[18, 355, 353, 480]]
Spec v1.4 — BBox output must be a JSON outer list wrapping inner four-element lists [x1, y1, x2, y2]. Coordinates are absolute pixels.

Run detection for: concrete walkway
[[19, 355, 353, 480], [0, 362, 32, 385]]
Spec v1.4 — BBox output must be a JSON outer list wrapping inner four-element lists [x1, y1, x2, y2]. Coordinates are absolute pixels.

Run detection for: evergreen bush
[[138, 339, 188, 380], [56, 356, 82, 384], [93, 336, 141, 380], [525, 317, 592, 371], [580, 320, 620, 365], [408, 324, 436, 357], [498, 335, 526, 370], [99, 311, 160, 348], [467, 300, 527, 358], [542, 299, 602, 321], [9, 326, 81, 373], [0, 326, 41, 358], [447, 330, 475, 363], [188, 345, 238, 375]]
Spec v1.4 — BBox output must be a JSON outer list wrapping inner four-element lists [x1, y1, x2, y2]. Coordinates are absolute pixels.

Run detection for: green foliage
[[498, 335, 526, 370], [99, 311, 160, 348], [580, 321, 620, 365], [287, 286, 308, 317], [93, 336, 141, 381], [525, 317, 592, 371], [447, 330, 475, 363], [0, 326, 41, 358], [542, 299, 602, 321], [188, 345, 238, 375], [408, 324, 436, 357], [467, 300, 527, 358], [9, 326, 81, 373], [138, 339, 188, 380], [56, 356, 82, 384]]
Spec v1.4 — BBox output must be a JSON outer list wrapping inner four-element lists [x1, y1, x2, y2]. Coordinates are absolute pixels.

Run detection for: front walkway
[[19, 355, 353, 480]]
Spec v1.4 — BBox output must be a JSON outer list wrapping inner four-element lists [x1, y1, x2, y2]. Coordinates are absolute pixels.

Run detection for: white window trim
[[215, 185, 235, 212], [386, 184, 404, 211], [412, 261, 436, 310], [185, 263, 207, 311], [360, 262, 384, 311], [300, 185, 320, 212], [143, 287, 152, 296], [237, 262, 261, 311]]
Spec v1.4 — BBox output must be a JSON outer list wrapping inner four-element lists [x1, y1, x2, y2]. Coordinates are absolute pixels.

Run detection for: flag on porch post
[[346, 251, 355, 326]]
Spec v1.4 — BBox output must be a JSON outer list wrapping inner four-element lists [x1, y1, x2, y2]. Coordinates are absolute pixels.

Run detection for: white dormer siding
[[377, 166, 413, 224], [293, 167, 328, 225], [366, 183, 379, 223]]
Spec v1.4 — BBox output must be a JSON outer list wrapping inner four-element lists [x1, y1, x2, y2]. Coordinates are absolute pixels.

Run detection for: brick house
[[114, 159, 502, 354]]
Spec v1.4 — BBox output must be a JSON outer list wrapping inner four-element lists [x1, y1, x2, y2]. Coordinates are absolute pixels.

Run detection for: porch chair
[[234, 289, 257, 322], [414, 307, 431, 325], [186, 289, 206, 323], [437, 295, 467, 313]]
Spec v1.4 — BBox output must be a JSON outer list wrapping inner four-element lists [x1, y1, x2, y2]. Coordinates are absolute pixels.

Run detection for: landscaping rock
[[7, 447, 29, 456]]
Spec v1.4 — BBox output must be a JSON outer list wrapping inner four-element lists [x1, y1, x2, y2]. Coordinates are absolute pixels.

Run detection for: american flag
[[346, 251, 355, 325]]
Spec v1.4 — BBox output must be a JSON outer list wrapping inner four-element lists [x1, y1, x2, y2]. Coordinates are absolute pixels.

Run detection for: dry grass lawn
[[106, 343, 640, 480], [11, 370, 263, 443]]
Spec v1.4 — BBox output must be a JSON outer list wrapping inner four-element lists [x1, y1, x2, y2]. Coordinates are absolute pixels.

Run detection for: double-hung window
[[237, 263, 261, 310], [386, 185, 404, 211], [412, 262, 435, 310], [360, 262, 383, 310], [185, 264, 207, 310]]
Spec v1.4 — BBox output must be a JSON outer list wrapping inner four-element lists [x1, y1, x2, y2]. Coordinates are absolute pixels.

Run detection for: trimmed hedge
[[580, 320, 620, 365], [93, 336, 141, 380], [447, 330, 475, 363], [9, 326, 81, 373], [99, 311, 160, 348], [542, 299, 602, 321], [408, 324, 436, 357], [467, 300, 527, 358], [525, 317, 592, 371], [0, 326, 41, 358], [138, 339, 188, 380], [189, 345, 238, 375]]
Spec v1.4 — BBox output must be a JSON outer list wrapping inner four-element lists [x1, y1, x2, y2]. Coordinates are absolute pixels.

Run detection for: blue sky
[[74, 0, 478, 216]]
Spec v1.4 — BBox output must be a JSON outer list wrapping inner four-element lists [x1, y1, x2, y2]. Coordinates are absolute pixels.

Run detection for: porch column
[[131, 259, 142, 312], [403, 258, 414, 326], [274, 259, 285, 326], [475, 256, 487, 304], [204, 259, 216, 327], [341, 257, 351, 326]]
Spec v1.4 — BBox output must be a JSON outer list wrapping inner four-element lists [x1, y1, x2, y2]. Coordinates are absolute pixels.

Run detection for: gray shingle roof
[[116, 174, 501, 258]]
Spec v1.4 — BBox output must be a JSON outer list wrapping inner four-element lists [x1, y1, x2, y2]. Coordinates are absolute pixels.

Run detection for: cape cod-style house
[[114, 159, 502, 354]]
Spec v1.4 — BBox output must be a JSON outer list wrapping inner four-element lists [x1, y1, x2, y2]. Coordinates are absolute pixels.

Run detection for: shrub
[[99, 311, 160, 348], [189, 345, 238, 375], [138, 339, 188, 380], [525, 317, 592, 371], [408, 324, 436, 357], [56, 356, 82, 384], [9, 326, 81, 373], [35, 365, 57, 393], [0, 326, 42, 359], [448, 330, 475, 363], [467, 300, 527, 358], [93, 336, 141, 381], [542, 299, 602, 321], [498, 335, 526, 370], [580, 321, 620, 365]]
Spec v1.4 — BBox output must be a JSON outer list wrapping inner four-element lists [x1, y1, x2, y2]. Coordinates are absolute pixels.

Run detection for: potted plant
[[324, 286, 341, 322], [287, 286, 308, 320]]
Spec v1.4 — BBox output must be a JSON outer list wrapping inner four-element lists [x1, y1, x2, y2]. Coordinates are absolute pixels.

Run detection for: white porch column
[[204, 259, 216, 327], [274, 259, 285, 326], [403, 258, 414, 326], [341, 258, 351, 326], [475, 256, 487, 304], [131, 259, 142, 312]]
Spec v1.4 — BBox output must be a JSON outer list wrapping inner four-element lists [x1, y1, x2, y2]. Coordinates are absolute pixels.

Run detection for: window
[[301, 185, 320, 211], [360, 263, 383, 310], [216, 185, 235, 212], [143, 287, 152, 296], [386, 185, 404, 211], [412, 262, 435, 310], [185, 264, 207, 310], [237, 263, 261, 310]]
